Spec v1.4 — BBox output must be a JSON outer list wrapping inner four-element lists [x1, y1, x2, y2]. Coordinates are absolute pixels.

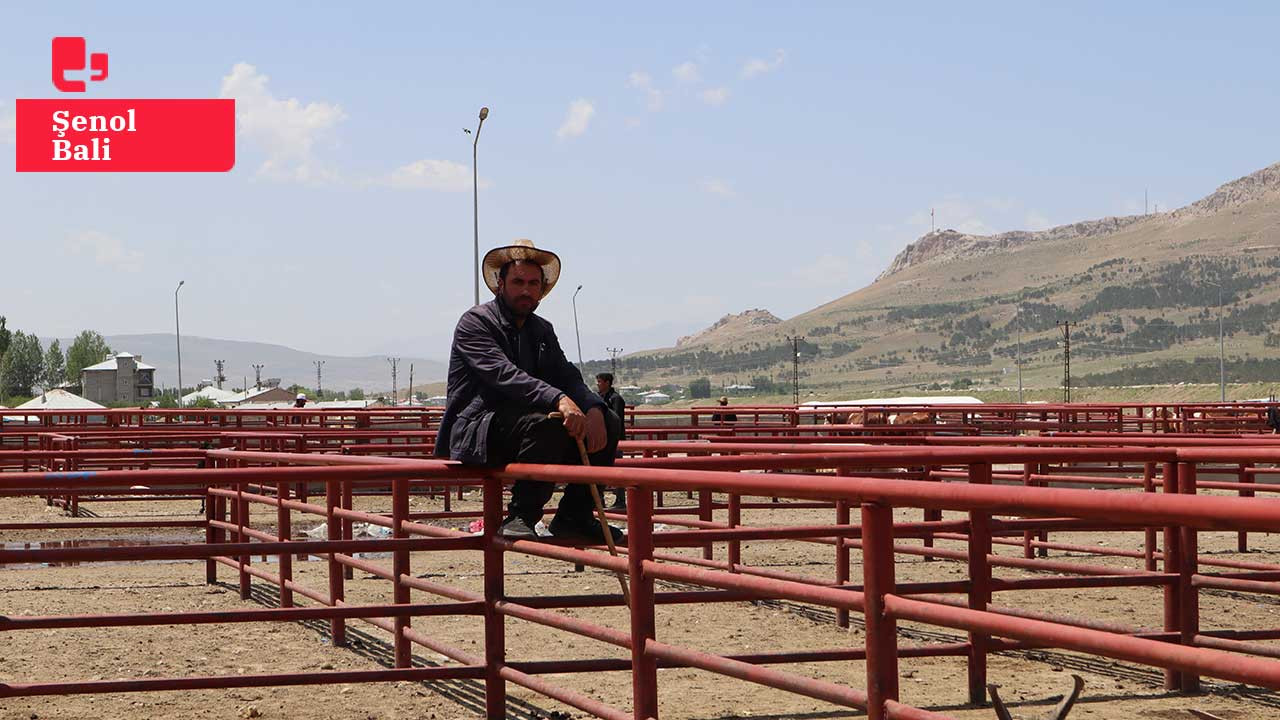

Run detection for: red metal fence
[[7, 404, 1280, 718]]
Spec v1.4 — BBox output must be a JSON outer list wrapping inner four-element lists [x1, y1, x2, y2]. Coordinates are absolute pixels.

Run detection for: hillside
[[676, 309, 781, 347], [585, 160, 1280, 399], [56, 334, 446, 392]]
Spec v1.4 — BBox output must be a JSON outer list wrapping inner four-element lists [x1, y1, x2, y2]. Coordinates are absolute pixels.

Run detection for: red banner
[[15, 99, 235, 172]]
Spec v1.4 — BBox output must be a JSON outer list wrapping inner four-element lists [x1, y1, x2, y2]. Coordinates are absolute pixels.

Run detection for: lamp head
[[479, 107, 489, 121]]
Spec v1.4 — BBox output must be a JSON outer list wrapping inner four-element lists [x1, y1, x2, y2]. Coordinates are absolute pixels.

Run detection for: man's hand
[[583, 406, 607, 454], [556, 395, 588, 441], [555, 396, 608, 454]]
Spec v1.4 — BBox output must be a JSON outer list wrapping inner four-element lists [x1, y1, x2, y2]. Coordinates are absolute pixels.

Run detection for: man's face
[[596, 378, 610, 395], [498, 261, 544, 317]]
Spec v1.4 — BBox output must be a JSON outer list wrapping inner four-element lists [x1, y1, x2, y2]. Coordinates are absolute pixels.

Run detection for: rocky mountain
[[676, 309, 781, 347], [589, 160, 1280, 397]]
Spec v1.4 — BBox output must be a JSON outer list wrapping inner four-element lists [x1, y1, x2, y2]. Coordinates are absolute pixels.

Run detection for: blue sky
[[3, 3, 1280, 362]]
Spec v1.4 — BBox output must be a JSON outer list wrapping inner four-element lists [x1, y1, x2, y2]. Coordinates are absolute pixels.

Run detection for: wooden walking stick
[[549, 412, 631, 605]]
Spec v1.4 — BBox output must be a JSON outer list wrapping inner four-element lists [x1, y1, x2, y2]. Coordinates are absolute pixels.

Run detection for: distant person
[[1268, 405, 1280, 434], [294, 393, 308, 409], [711, 396, 737, 424], [596, 372, 628, 509]]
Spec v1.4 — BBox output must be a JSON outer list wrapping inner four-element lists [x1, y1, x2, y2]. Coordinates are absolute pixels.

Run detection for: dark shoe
[[498, 516, 540, 540], [549, 514, 625, 545]]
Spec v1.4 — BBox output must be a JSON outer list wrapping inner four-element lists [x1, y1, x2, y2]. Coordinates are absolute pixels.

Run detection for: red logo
[[52, 37, 108, 92]]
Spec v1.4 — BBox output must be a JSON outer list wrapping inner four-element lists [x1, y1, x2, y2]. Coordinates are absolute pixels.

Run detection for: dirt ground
[[3, 486, 1280, 720]]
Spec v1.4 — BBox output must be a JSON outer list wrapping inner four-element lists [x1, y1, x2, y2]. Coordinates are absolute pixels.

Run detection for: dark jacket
[[435, 296, 604, 464], [601, 387, 627, 438]]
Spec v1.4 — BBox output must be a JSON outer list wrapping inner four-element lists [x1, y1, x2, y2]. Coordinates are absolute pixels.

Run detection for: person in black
[[711, 396, 738, 424], [596, 372, 628, 509], [435, 240, 623, 543]]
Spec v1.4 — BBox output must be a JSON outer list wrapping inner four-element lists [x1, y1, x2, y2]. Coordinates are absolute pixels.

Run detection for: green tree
[[42, 340, 65, 390], [0, 332, 44, 397], [192, 396, 219, 409], [348, 388, 365, 400], [154, 392, 179, 409], [688, 377, 712, 399], [0, 316, 10, 361], [65, 330, 112, 384]]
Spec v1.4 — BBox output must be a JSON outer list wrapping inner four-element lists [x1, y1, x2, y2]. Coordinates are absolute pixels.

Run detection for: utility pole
[[786, 335, 804, 405], [387, 357, 400, 405], [407, 363, 414, 405], [931, 208, 935, 233], [1015, 306, 1023, 404], [214, 360, 226, 390], [313, 360, 325, 400], [1057, 321, 1074, 403], [606, 347, 623, 374], [1207, 281, 1226, 402], [252, 364, 264, 390]]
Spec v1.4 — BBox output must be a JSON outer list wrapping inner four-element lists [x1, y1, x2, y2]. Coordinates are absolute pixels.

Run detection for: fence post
[[342, 478, 355, 580], [862, 502, 899, 720], [628, 486, 659, 720], [236, 480, 251, 600], [835, 495, 851, 629], [392, 476, 411, 668], [1178, 461, 1200, 693], [1142, 462, 1157, 573], [1162, 461, 1181, 691], [482, 475, 506, 719], [276, 480, 293, 607], [1238, 462, 1254, 552], [699, 490, 714, 560], [326, 478, 346, 647], [967, 461, 992, 706], [727, 492, 742, 571], [922, 465, 940, 561], [205, 462, 218, 584], [1021, 462, 1034, 559]]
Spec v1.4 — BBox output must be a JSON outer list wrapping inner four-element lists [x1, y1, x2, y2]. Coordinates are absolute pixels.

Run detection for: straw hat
[[482, 239, 561, 298]]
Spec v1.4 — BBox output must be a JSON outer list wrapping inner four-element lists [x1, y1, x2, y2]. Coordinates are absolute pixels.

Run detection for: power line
[[1057, 321, 1074, 403], [785, 335, 805, 406], [387, 357, 400, 404], [314, 360, 325, 399], [606, 347, 624, 374]]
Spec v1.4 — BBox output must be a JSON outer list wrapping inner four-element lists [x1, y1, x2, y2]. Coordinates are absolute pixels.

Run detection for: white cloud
[[0, 102, 14, 145], [626, 71, 664, 112], [219, 62, 346, 182], [380, 158, 489, 192], [699, 87, 731, 106], [741, 49, 786, 79], [556, 99, 595, 139], [63, 231, 143, 272], [673, 61, 701, 84], [700, 178, 736, 198]]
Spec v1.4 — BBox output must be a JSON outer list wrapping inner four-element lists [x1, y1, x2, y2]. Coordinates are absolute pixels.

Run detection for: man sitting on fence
[[435, 239, 624, 543]]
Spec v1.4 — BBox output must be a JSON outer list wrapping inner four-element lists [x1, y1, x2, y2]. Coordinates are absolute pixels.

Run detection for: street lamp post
[[174, 280, 185, 406], [572, 284, 584, 369], [471, 106, 489, 307]]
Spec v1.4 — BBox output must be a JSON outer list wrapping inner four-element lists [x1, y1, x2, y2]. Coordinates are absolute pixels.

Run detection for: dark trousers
[[488, 407, 620, 525]]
